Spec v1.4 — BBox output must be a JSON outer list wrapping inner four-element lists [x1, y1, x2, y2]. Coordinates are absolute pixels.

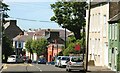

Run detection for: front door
[[111, 48, 117, 71]]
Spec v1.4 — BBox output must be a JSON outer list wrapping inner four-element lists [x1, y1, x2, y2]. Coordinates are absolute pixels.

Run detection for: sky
[[3, 0, 63, 31]]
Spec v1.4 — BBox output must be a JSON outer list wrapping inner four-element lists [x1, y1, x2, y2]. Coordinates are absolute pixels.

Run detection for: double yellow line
[[3, 63, 33, 70]]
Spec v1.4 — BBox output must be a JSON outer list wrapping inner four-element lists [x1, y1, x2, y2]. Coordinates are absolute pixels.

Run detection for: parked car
[[46, 61, 55, 65], [55, 56, 69, 67], [37, 57, 46, 64], [55, 56, 62, 67], [66, 56, 85, 72], [7, 55, 23, 63], [59, 56, 69, 67]]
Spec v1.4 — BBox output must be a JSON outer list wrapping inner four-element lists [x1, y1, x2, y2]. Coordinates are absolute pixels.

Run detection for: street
[[1, 63, 116, 73]]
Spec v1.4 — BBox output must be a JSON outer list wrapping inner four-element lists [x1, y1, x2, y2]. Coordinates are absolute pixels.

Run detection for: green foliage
[[1, 2, 10, 23], [63, 43, 75, 56], [63, 35, 85, 56], [2, 35, 14, 62], [117, 51, 120, 71], [25, 38, 33, 52], [50, 2, 86, 39], [25, 38, 48, 56], [1, 2, 12, 62]]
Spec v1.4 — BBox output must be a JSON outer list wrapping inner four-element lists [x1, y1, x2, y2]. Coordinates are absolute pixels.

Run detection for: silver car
[[66, 56, 85, 72]]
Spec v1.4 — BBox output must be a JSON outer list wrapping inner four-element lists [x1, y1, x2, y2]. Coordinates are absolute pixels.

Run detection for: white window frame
[[103, 15, 107, 37], [112, 24, 115, 40], [115, 23, 117, 40], [109, 25, 111, 40]]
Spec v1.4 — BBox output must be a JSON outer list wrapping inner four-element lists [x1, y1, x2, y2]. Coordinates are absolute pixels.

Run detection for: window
[[98, 13, 100, 31], [112, 24, 115, 40], [90, 15, 92, 32], [115, 23, 117, 40], [103, 15, 107, 37], [93, 14, 94, 32], [109, 25, 111, 40], [18, 42, 21, 48]]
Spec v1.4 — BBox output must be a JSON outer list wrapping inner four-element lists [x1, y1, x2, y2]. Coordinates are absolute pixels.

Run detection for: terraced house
[[86, 1, 120, 71], [86, 2, 109, 67], [108, 2, 120, 71]]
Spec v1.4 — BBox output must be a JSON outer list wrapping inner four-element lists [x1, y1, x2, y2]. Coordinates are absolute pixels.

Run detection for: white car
[[7, 55, 23, 63], [66, 56, 85, 72], [56, 56, 69, 67], [55, 56, 62, 67]]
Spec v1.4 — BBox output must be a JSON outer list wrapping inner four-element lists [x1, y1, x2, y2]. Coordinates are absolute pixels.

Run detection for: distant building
[[4, 20, 23, 40], [108, 2, 120, 71], [13, 29, 71, 61]]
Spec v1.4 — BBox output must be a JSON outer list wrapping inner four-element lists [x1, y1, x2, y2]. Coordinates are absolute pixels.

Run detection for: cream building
[[86, 2, 109, 66]]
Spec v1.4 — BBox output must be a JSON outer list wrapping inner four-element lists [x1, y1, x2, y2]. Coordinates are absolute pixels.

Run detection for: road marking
[[3, 64, 7, 70], [34, 65, 42, 72], [29, 64, 33, 66], [0, 64, 7, 73], [6, 64, 28, 66]]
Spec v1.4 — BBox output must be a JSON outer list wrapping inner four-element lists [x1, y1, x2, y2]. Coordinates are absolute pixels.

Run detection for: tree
[[1, 2, 10, 23], [2, 35, 14, 62], [1, 2, 13, 62], [50, 2, 86, 39], [25, 38, 48, 57], [63, 35, 85, 56], [31, 38, 48, 56], [25, 38, 33, 53]]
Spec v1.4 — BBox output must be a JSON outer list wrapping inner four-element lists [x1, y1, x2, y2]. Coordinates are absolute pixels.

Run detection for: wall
[[86, 3, 109, 66], [47, 44, 62, 62]]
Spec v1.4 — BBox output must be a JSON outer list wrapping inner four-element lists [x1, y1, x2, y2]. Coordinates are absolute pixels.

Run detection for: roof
[[109, 12, 120, 23], [13, 35, 32, 41]]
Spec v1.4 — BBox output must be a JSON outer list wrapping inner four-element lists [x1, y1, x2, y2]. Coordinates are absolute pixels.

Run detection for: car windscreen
[[71, 57, 83, 62], [10, 56, 16, 58], [57, 57, 61, 60], [61, 57, 69, 60]]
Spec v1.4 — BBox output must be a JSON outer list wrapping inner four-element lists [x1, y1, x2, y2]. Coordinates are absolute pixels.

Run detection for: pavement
[[88, 66, 116, 73], [88, 66, 111, 71], [0, 64, 4, 72]]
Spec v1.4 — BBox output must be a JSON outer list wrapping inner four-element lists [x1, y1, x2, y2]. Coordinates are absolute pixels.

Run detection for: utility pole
[[65, 28, 66, 49], [86, 0, 91, 71], [0, 1, 3, 66]]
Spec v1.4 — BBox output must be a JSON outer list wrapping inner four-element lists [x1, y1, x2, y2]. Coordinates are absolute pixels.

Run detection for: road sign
[[75, 44, 80, 51]]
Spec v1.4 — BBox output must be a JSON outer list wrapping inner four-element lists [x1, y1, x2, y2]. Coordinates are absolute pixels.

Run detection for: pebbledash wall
[[86, 2, 109, 67]]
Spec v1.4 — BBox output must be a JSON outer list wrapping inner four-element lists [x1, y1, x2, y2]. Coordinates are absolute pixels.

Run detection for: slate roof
[[109, 12, 120, 23]]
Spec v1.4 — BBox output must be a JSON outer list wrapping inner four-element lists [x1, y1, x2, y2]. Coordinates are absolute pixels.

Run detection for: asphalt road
[[1, 63, 116, 73], [1, 63, 68, 73]]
